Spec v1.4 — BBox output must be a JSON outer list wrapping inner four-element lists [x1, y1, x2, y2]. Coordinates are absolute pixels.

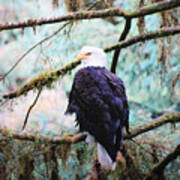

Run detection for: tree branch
[[0, 113, 179, 145], [104, 26, 180, 52], [110, 18, 131, 73], [0, 0, 180, 31], [125, 112, 180, 139], [145, 144, 180, 180], [0, 129, 86, 145]]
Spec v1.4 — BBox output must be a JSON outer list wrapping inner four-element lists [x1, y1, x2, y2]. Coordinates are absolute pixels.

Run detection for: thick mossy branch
[[0, 0, 180, 31], [125, 112, 180, 139], [0, 129, 86, 145], [2, 60, 81, 99], [104, 26, 180, 52], [145, 144, 180, 180], [0, 113, 179, 144]]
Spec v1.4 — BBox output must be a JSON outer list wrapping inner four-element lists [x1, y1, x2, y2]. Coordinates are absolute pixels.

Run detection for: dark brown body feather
[[66, 66, 129, 161]]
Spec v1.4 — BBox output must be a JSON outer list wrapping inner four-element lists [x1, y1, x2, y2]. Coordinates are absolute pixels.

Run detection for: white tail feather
[[97, 143, 116, 170], [85, 132, 116, 170]]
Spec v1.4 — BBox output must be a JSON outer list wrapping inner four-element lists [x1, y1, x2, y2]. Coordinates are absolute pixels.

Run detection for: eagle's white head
[[75, 46, 107, 67]]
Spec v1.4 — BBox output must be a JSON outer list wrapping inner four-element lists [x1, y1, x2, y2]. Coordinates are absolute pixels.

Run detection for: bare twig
[[0, 113, 179, 144], [0, 0, 179, 31], [145, 144, 180, 180], [0, 99, 9, 108], [172, 71, 180, 88], [129, 138, 163, 158], [0, 22, 70, 82], [22, 87, 43, 130], [104, 26, 180, 52], [86, 0, 100, 11], [110, 18, 131, 73]]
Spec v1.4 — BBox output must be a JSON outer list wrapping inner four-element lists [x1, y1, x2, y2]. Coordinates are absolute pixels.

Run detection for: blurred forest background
[[0, 0, 180, 179]]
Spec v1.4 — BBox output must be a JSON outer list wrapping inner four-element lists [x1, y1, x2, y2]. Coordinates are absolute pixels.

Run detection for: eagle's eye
[[85, 52, 92, 56]]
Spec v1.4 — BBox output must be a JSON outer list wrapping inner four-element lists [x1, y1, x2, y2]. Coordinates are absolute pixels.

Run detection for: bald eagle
[[66, 47, 129, 170]]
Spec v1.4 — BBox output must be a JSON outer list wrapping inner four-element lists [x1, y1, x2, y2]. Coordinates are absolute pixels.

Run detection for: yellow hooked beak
[[76, 53, 91, 61], [71, 52, 91, 64]]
